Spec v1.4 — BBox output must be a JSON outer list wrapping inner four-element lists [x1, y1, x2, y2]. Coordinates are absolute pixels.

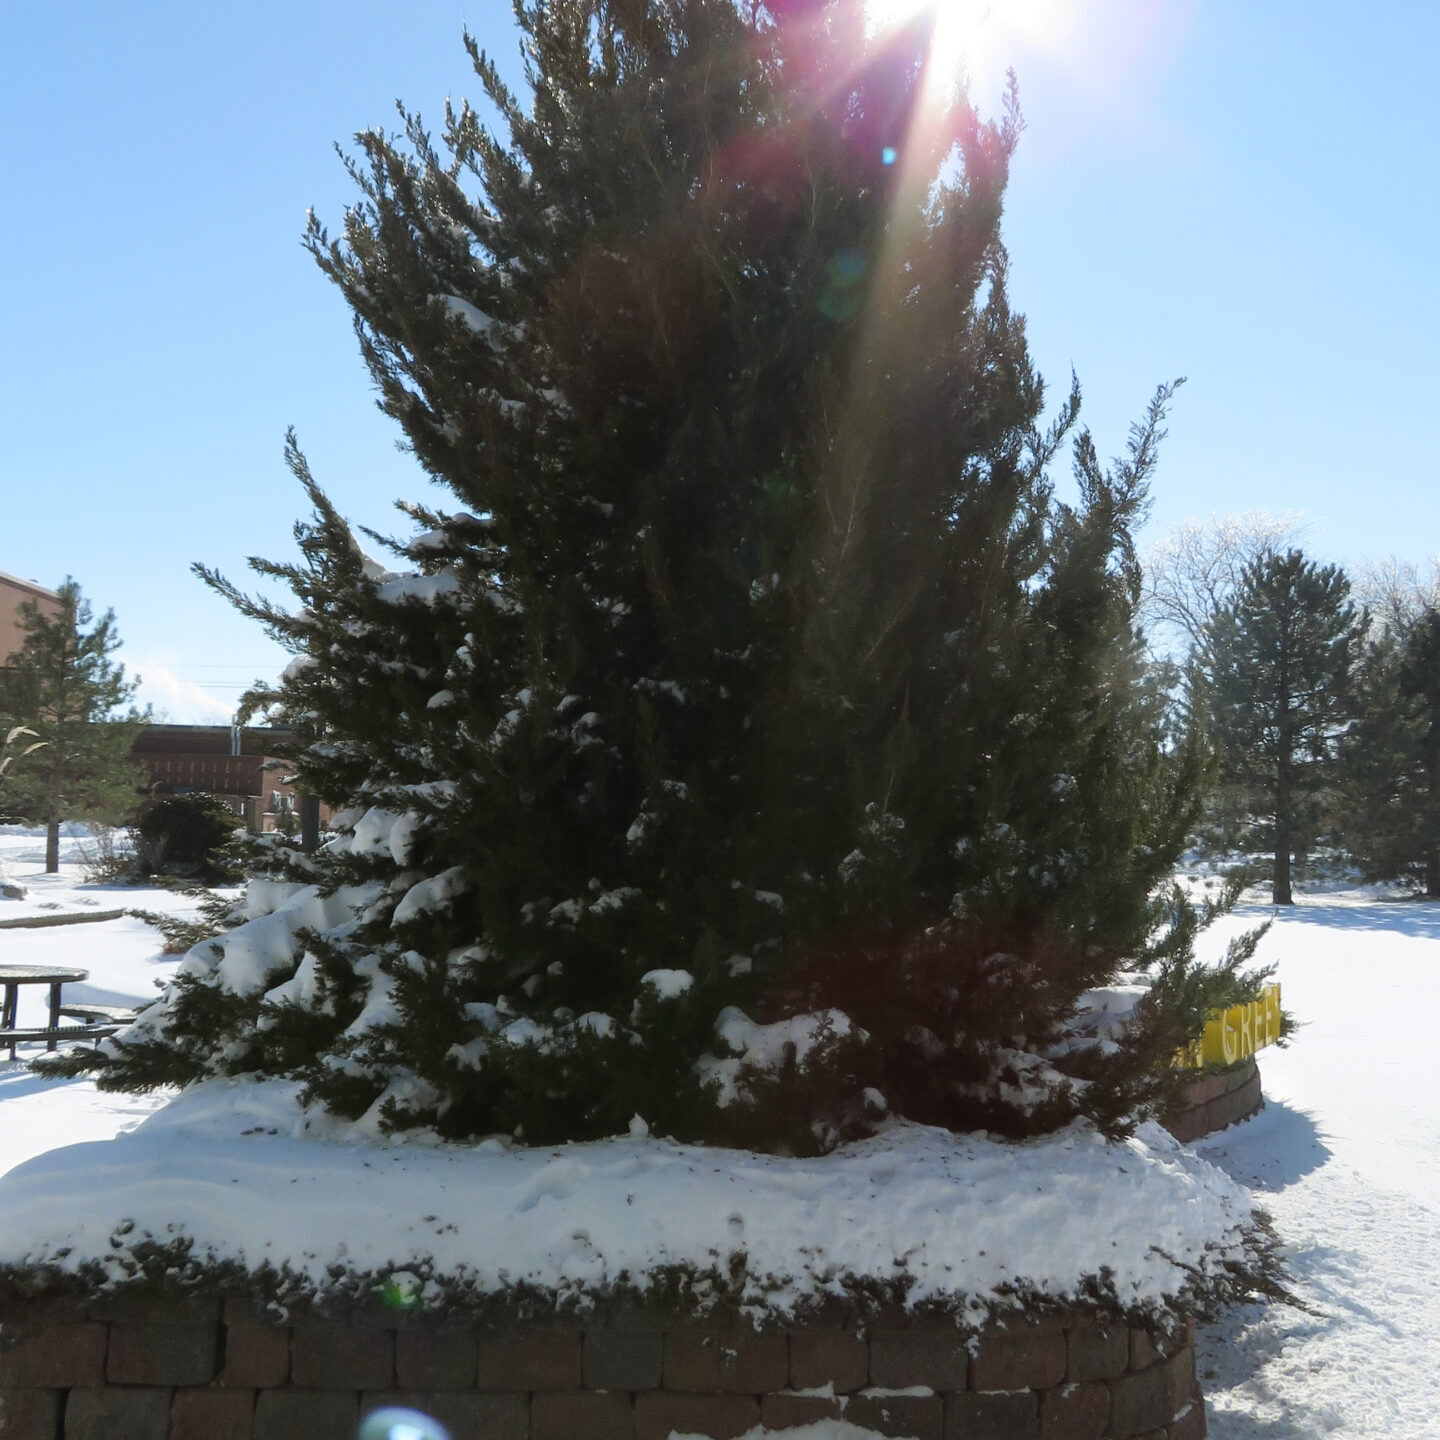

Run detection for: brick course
[[847, 1391, 945, 1440], [583, 1327, 664, 1390], [171, 1386, 256, 1440], [0, 1322, 107, 1389], [635, 1391, 760, 1440], [663, 1327, 788, 1393], [290, 1323, 394, 1389], [0, 1386, 61, 1440], [0, 1297, 1206, 1440], [1065, 1319, 1128, 1384], [532, 1390, 633, 1440], [397, 1325, 479, 1391], [64, 1385, 173, 1440], [476, 1331, 581, 1392], [252, 1388, 359, 1440], [947, 1389, 1039, 1439], [107, 1321, 218, 1386], [970, 1325, 1066, 1392], [222, 1323, 291, 1387], [870, 1329, 968, 1390], [790, 1327, 869, 1392]]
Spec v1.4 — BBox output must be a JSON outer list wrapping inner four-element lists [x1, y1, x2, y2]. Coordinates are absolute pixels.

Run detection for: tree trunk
[[45, 809, 60, 875], [1272, 845, 1292, 904]]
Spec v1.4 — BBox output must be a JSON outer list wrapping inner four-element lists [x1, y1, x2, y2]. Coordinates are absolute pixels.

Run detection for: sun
[[864, 0, 1074, 83]]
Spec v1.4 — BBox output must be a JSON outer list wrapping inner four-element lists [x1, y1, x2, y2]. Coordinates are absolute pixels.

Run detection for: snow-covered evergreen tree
[[53, 0, 1244, 1145]]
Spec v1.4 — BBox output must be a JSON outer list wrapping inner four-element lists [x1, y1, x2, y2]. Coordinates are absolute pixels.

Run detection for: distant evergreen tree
[[1345, 606, 1440, 895], [1200, 549, 1365, 904], [0, 581, 147, 872], [55, 0, 1247, 1145]]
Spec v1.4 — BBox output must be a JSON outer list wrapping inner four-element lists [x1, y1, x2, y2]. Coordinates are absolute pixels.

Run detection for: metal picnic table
[[0, 963, 90, 1060]]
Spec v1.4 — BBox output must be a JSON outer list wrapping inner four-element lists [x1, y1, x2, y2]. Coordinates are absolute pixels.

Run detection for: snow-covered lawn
[[3, 835, 1438, 1435], [1192, 895, 1440, 1438]]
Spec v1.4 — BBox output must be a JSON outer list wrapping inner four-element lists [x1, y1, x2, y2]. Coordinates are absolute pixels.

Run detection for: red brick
[[969, 1325, 1066, 1392], [290, 1323, 394, 1389], [0, 1323, 107, 1388], [253, 1388, 359, 1440], [848, 1391, 944, 1440], [172, 1387, 255, 1440], [1065, 1318, 1128, 1384], [635, 1393, 759, 1440], [0, 1387, 61, 1440], [1164, 1348, 1197, 1419], [476, 1332, 581, 1392], [63, 1386, 173, 1440], [222, 1322, 290, 1387], [1040, 1382, 1108, 1440], [1184, 1075, 1226, 1107], [1108, 1363, 1172, 1438], [1166, 1396, 1207, 1440], [664, 1328, 788, 1393], [425, 1391, 529, 1440], [790, 1328, 869, 1393], [1128, 1329, 1158, 1371], [89, 1295, 220, 1325], [0, 1296, 87, 1332], [397, 1326, 478, 1390], [107, 1322, 219, 1386], [532, 1391, 632, 1440], [946, 1389, 1039, 1440], [360, 1390, 427, 1415], [869, 1331, 967, 1391], [583, 1328, 664, 1390], [763, 1393, 844, 1429]]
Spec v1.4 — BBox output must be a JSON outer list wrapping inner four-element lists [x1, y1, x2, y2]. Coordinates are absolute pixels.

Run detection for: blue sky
[[3, 2, 1437, 720]]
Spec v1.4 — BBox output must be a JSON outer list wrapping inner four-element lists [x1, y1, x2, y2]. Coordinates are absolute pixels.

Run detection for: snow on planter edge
[[0, 1075, 1255, 1321]]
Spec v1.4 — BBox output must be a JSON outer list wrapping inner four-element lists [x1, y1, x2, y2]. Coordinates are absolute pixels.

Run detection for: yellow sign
[[1178, 982, 1282, 1069]]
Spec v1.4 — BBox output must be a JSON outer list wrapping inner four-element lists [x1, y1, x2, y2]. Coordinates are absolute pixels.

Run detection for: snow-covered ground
[[1191, 893, 1440, 1438], [2, 835, 1438, 1435]]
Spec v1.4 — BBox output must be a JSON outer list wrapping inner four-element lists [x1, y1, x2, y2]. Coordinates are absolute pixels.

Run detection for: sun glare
[[864, 0, 1075, 85]]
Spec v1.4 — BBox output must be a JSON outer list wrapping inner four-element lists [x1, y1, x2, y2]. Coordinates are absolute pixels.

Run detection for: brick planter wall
[[0, 1294, 1207, 1440], [1165, 1058, 1262, 1145]]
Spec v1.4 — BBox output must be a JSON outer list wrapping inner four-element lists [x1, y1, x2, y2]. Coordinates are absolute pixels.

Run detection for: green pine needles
[[51, 0, 1249, 1148]]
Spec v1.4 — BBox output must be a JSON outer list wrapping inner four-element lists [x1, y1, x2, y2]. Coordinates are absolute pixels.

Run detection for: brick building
[[0, 569, 62, 665], [130, 724, 322, 833]]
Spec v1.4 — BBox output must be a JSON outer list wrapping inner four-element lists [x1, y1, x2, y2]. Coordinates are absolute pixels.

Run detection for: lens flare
[[357, 1408, 453, 1440]]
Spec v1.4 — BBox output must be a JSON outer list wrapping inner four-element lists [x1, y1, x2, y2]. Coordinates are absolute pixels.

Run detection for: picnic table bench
[[0, 965, 136, 1060]]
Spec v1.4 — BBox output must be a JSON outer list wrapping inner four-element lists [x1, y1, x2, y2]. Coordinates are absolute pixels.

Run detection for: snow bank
[[0, 1077, 1253, 1319]]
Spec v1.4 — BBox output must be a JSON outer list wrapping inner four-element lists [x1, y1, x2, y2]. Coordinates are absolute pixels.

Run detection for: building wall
[[130, 725, 330, 831], [0, 570, 62, 667]]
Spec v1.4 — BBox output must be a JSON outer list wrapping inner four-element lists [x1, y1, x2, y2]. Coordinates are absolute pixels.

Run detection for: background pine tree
[[0, 581, 147, 872], [60, 0, 1250, 1146], [1345, 605, 1440, 896], [1200, 549, 1365, 904]]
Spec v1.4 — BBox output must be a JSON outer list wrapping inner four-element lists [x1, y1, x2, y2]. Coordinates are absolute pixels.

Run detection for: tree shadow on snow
[[1194, 1097, 1333, 1192], [1199, 1227, 1404, 1440], [0, 1060, 88, 1102], [1262, 899, 1440, 939]]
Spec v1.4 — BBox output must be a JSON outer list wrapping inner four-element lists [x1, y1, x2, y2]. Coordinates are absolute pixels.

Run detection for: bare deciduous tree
[[1350, 556, 1440, 638], [1142, 511, 1308, 655]]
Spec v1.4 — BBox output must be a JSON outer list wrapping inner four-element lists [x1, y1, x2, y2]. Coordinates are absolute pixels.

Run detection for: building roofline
[[0, 569, 61, 601]]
